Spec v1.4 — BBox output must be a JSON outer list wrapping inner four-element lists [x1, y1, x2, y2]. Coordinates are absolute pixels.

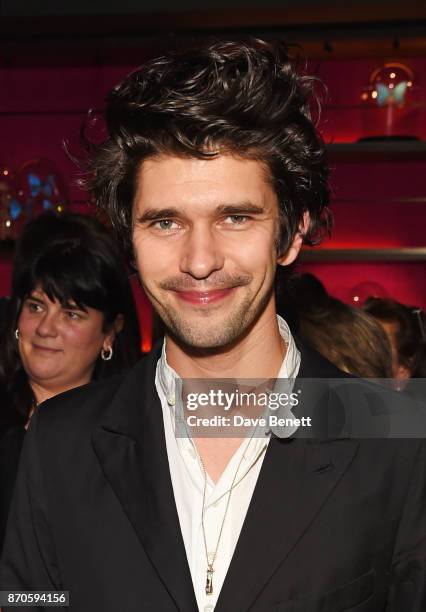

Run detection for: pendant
[[206, 564, 214, 595]]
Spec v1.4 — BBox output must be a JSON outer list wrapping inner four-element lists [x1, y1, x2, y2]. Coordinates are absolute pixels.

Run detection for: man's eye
[[224, 215, 249, 225], [153, 219, 179, 231]]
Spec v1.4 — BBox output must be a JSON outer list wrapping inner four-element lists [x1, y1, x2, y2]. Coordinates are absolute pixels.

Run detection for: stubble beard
[[154, 285, 274, 351]]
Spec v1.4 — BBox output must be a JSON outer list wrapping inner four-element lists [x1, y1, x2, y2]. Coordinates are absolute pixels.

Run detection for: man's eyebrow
[[136, 208, 180, 224], [216, 203, 265, 215], [136, 202, 265, 224]]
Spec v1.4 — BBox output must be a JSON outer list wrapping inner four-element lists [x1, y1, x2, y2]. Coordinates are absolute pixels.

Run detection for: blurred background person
[[296, 297, 393, 378], [275, 271, 330, 333], [0, 212, 141, 551], [278, 273, 393, 378], [363, 297, 426, 383]]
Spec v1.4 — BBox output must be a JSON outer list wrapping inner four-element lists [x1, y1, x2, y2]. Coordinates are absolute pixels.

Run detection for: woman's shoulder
[[33, 354, 155, 437]]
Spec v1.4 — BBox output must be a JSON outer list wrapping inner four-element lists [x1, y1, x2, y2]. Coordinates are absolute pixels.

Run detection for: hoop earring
[[101, 346, 113, 361], [15, 329, 19, 340]]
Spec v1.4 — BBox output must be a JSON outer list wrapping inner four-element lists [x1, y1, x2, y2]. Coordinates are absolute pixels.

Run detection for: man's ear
[[277, 211, 310, 266]]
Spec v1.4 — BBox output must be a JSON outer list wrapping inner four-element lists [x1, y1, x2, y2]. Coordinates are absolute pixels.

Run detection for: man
[[1, 40, 424, 611]]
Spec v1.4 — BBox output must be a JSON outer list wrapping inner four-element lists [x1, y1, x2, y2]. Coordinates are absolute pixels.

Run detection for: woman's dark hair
[[363, 297, 426, 377], [84, 39, 332, 259], [0, 212, 141, 422]]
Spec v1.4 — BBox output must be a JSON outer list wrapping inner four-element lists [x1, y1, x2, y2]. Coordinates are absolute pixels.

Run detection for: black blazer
[[0, 345, 425, 611]]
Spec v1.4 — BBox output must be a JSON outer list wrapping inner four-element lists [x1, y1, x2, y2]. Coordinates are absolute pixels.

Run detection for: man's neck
[[166, 305, 286, 380], [165, 305, 286, 482]]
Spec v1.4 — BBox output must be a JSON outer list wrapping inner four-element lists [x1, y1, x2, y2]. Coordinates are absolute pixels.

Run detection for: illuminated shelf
[[300, 248, 426, 262]]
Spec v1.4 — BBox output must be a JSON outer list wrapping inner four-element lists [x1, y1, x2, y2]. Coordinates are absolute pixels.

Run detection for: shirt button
[[204, 605, 215, 612], [167, 396, 175, 406]]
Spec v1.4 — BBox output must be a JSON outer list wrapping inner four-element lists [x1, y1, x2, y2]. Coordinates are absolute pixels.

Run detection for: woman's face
[[17, 287, 116, 400]]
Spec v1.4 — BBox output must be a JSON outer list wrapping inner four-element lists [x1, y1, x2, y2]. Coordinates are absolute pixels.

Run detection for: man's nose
[[35, 311, 59, 337], [179, 225, 224, 279]]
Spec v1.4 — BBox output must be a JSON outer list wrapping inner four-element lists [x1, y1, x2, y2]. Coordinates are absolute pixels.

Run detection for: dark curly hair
[[85, 39, 332, 259]]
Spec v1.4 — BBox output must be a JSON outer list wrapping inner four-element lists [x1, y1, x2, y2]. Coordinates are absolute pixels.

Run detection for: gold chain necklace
[[199, 437, 267, 596]]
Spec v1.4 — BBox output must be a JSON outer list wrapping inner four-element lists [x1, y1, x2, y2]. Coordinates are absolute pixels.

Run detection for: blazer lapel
[[215, 343, 359, 612], [215, 435, 359, 612], [92, 351, 198, 612]]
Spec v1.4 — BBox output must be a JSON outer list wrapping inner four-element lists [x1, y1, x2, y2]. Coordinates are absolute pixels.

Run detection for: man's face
[[132, 154, 288, 350]]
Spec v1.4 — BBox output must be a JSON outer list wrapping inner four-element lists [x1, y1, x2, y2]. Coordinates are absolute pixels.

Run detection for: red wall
[[1, 55, 425, 329], [305, 57, 426, 308], [0, 62, 155, 350]]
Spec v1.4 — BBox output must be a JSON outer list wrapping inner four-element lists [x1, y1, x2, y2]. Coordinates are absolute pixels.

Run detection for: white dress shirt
[[155, 316, 301, 612]]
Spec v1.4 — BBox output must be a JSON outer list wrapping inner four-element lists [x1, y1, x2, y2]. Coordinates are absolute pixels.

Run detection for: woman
[[363, 297, 426, 383], [363, 297, 426, 399], [0, 212, 141, 550], [277, 273, 393, 378], [295, 297, 393, 379]]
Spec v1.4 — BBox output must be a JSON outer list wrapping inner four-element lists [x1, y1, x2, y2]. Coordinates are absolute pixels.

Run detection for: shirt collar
[[156, 315, 301, 438]]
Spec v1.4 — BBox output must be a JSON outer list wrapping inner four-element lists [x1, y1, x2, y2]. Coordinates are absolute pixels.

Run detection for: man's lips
[[172, 287, 236, 305]]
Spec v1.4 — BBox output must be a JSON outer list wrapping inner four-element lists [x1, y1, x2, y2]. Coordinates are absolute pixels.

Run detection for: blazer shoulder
[[34, 352, 156, 433], [36, 374, 123, 427]]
